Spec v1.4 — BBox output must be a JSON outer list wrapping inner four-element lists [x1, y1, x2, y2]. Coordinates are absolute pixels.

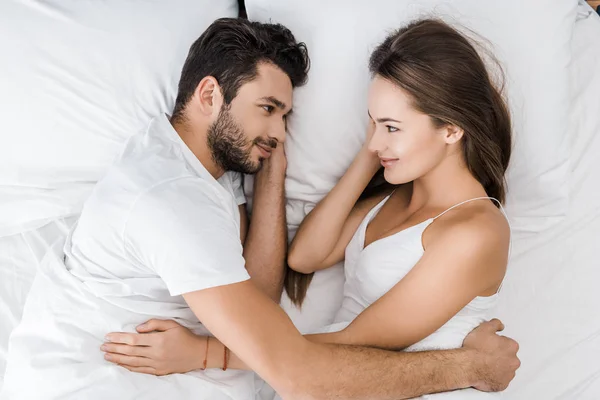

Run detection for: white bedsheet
[[497, 7, 600, 399], [1, 5, 599, 398], [0, 217, 76, 389]]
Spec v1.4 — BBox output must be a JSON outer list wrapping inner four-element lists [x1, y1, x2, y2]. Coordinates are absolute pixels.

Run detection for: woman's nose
[[368, 128, 386, 153]]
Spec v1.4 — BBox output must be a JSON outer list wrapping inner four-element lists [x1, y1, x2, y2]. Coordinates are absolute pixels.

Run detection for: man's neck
[[170, 118, 225, 179]]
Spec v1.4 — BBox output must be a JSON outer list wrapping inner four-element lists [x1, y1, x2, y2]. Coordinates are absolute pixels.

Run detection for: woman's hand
[[358, 146, 382, 177], [359, 119, 382, 174], [102, 319, 206, 376], [287, 121, 383, 274]]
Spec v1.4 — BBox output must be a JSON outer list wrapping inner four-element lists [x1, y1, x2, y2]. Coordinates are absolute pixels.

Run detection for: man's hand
[[256, 142, 287, 183], [463, 319, 521, 392]]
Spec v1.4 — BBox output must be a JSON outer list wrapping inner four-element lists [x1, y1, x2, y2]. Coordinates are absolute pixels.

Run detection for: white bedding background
[[496, 7, 600, 398], [0, 217, 77, 388], [0, 0, 241, 390], [1, 3, 599, 399], [0, 0, 238, 237]]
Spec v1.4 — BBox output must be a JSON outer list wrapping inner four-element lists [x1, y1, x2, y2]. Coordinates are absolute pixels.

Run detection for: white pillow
[[245, 0, 577, 336], [246, 0, 578, 235], [0, 0, 238, 236]]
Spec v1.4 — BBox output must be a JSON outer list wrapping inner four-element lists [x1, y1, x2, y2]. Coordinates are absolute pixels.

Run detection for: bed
[[0, 1, 598, 398], [495, 5, 600, 397]]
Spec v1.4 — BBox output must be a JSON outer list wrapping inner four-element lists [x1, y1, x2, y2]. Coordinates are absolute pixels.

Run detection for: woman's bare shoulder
[[425, 200, 510, 255]]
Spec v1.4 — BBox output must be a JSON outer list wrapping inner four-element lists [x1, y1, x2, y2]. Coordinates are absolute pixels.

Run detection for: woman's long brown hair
[[284, 19, 512, 307]]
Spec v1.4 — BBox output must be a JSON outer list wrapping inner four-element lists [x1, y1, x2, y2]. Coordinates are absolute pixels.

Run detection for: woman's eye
[[262, 105, 274, 114], [387, 125, 399, 133]]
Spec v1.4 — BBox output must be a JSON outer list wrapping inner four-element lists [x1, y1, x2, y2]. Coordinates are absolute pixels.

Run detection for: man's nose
[[270, 118, 287, 144]]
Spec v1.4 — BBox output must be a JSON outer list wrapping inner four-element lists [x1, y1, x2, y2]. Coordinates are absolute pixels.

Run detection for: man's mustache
[[254, 138, 278, 150]]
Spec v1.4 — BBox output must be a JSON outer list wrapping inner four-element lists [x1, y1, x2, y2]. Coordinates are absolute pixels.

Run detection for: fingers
[[101, 343, 150, 357], [104, 353, 153, 368], [513, 340, 520, 354], [514, 353, 522, 370], [505, 336, 520, 355], [136, 319, 180, 333], [105, 332, 152, 346], [119, 365, 159, 376], [481, 318, 505, 333]]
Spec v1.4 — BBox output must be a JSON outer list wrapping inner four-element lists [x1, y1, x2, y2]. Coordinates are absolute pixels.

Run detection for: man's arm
[[242, 145, 287, 302], [183, 282, 519, 400], [108, 176, 518, 399]]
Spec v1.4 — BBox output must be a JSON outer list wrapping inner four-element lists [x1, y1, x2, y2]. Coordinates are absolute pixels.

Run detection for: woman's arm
[[313, 213, 510, 351], [287, 145, 382, 274]]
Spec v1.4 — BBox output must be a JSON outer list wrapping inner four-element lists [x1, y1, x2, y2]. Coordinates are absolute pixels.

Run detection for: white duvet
[[0, 236, 256, 400]]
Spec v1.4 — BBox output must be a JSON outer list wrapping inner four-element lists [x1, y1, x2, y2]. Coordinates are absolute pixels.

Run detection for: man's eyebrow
[[259, 96, 287, 111]]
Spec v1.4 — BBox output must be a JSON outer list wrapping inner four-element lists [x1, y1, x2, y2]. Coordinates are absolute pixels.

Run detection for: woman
[[103, 19, 512, 397]]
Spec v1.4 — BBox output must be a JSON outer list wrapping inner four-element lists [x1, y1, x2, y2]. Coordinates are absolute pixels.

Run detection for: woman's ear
[[444, 124, 464, 144]]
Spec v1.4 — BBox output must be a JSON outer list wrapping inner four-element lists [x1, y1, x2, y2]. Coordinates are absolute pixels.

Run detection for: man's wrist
[[254, 168, 286, 191], [461, 348, 481, 389]]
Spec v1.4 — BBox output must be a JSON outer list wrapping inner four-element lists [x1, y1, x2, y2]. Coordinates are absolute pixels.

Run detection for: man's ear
[[194, 76, 224, 117], [443, 124, 464, 144]]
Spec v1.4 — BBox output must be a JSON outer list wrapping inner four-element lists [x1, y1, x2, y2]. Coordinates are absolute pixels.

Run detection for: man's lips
[[256, 143, 274, 158]]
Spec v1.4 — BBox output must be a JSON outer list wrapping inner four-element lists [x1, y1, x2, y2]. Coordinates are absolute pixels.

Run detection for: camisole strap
[[433, 197, 503, 220], [432, 196, 510, 294]]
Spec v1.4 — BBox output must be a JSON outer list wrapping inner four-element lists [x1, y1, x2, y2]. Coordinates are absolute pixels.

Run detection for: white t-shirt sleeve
[[123, 177, 250, 296]]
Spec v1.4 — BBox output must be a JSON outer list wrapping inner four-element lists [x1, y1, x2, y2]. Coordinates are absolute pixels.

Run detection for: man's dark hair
[[172, 18, 310, 122]]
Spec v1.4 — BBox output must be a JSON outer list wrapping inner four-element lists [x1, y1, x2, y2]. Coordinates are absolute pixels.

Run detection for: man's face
[[207, 62, 293, 174]]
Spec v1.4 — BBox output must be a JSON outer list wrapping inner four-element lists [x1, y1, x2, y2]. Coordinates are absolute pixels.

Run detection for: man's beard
[[206, 105, 276, 175]]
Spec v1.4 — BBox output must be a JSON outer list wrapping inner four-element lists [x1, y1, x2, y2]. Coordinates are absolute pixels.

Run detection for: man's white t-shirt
[[0, 115, 255, 400], [66, 113, 250, 302]]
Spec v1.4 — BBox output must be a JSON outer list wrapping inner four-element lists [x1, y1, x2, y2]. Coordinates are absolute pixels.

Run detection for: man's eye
[[262, 105, 274, 114]]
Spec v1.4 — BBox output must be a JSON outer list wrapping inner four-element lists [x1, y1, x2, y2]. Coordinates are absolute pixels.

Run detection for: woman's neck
[[408, 152, 487, 212]]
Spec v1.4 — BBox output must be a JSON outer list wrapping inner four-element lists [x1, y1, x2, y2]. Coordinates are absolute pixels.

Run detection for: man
[[1, 18, 519, 400]]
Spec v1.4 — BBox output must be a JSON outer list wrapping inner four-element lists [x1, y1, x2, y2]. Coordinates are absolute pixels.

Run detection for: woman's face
[[367, 76, 456, 185]]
